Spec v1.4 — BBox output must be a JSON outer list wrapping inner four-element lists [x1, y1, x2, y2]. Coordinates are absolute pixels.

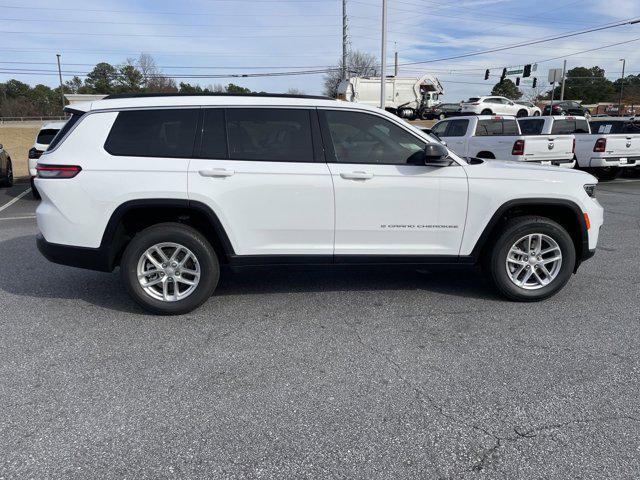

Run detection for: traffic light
[[484, 69, 490, 80], [500, 68, 507, 82], [516, 77, 520, 86], [532, 77, 537, 88], [523, 64, 532, 78]]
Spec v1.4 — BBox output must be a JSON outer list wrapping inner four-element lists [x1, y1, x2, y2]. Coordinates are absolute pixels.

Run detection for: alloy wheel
[[505, 233, 562, 290]]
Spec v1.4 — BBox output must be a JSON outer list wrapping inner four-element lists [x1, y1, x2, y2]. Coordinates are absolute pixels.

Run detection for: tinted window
[[47, 114, 80, 151], [589, 121, 624, 134], [105, 109, 199, 158], [551, 119, 576, 135], [432, 121, 449, 137], [467, 97, 480, 102], [323, 110, 426, 165], [226, 108, 313, 162], [37, 129, 60, 145], [575, 119, 590, 134], [446, 119, 469, 137], [476, 119, 518, 136], [200, 109, 228, 159], [518, 119, 544, 135]]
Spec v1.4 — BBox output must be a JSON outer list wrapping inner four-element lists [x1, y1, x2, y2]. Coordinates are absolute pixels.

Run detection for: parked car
[[28, 121, 66, 198], [0, 142, 13, 187], [460, 96, 530, 117], [543, 101, 590, 117], [573, 117, 640, 180], [515, 101, 541, 117], [421, 103, 461, 120], [35, 93, 603, 314], [430, 115, 576, 167]]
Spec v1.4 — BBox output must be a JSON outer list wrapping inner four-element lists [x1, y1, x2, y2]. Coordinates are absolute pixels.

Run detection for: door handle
[[340, 171, 374, 180], [199, 168, 235, 178]]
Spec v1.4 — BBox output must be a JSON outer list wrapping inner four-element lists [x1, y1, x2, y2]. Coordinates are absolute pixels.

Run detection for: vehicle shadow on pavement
[[0, 182, 33, 201], [0, 235, 500, 315]]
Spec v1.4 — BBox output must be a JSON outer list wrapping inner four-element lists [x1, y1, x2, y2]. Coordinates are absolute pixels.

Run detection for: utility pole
[[394, 42, 398, 77], [380, 0, 387, 109], [619, 58, 626, 115], [559, 59, 567, 101], [56, 54, 65, 113], [342, 0, 348, 80]]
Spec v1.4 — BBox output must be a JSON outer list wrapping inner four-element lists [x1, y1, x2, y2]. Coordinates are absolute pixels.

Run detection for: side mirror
[[424, 143, 451, 166]]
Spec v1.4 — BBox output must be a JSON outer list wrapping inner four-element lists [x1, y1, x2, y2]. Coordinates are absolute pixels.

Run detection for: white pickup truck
[[573, 117, 640, 180], [430, 115, 575, 167]]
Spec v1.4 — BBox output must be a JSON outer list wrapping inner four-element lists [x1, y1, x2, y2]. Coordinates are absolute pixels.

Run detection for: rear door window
[[518, 119, 544, 135], [105, 109, 199, 158], [446, 119, 469, 137], [226, 108, 314, 162]]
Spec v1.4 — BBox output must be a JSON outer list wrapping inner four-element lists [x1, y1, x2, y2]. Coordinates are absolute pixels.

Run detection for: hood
[[463, 158, 597, 183]]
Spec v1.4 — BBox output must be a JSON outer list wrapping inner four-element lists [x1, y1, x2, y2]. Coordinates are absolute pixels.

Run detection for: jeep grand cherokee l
[[35, 93, 603, 315]]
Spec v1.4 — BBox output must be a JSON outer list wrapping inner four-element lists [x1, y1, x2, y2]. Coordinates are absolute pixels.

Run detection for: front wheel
[[516, 109, 528, 118], [487, 216, 576, 301], [533, 111, 541, 116], [120, 223, 220, 315], [481, 109, 492, 115]]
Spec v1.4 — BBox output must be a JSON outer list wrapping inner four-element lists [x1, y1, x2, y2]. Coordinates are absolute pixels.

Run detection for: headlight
[[584, 184, 596, 198]]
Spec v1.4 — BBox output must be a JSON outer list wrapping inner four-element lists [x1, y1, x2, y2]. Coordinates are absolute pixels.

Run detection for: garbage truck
[[336, 74, 444, 120]]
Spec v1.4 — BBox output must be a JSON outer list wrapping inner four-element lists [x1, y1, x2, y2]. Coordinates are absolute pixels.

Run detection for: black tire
[[418, 109, 430, 121], [593, 167, 620, 181], [487, 216, 576, 302], [120, 222, 219, 315], [1, 158, 13, 187], [516, 109, 528, 118], [533, 111, 541, 116], [481, 109, 492, 115], [30, 177, 41, 199], [438, 113, 446, 120]]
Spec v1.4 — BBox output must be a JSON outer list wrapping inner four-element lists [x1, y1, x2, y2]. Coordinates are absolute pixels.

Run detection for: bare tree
[[323, 50, 379, 97], [522, 85, 549, 103], [286, 88, 306, 95]]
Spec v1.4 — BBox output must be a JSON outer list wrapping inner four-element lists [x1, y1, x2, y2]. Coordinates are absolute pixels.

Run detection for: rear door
[[188, 107, 334, 257], [438, 118, 471, 156], [319, 108, 468, 257]]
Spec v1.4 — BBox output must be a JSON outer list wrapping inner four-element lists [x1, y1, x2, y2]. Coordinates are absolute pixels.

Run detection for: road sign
[[548, 68, 563, 84]]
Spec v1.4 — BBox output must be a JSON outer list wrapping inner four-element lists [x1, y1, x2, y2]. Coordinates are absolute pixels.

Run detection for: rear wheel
[[593, 167, 620, 181], [1, 159, 13, 187], [487, 216, 575, 301], [516, 109, 528, 118], [120, 223, 220, 315], [481, 109, 492, 115], [533, 111, 541, 116]]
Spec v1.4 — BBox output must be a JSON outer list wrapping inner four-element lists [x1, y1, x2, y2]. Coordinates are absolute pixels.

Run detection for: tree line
[[0, 54, 257, 117], [491, 66, 640, 104]]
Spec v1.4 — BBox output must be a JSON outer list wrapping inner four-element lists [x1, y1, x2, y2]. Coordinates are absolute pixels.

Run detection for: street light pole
[[380, 0, 387, 109], [56, 54, 65, 113], [619, 58, 626, 115]]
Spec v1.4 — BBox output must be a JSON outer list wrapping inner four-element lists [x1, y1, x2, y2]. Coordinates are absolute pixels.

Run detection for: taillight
[[36, 164, 82, 179], [593, 138, 607, 152], [572, 138, 576, 154], [28, 147, 43, 159], [512, 139, 525, 155]]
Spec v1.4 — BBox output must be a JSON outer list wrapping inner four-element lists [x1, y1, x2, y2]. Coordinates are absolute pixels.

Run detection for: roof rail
[[103, 92, 335, 100]]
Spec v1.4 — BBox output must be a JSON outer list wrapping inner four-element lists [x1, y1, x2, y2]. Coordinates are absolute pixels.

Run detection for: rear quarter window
[[47, 115, 80, 151], [104, 109, 199, 158]]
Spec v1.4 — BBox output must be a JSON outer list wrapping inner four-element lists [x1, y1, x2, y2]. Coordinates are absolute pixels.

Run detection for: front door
[[319, 109, 468, 258]]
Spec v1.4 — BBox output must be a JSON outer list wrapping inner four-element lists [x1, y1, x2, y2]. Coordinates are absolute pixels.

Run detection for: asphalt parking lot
[[1, 179, 639, 479]]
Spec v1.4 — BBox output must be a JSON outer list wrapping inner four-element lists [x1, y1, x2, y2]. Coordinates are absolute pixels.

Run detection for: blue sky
[[2, 0, 640, 101]]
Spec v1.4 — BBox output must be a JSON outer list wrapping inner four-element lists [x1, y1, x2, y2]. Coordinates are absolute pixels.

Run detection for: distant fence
[[0, 116, 69, 124]]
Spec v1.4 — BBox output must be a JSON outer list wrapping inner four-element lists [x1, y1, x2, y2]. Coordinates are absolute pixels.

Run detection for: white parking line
[[0, 187, 32, 213], [0, 215, 36, 221]]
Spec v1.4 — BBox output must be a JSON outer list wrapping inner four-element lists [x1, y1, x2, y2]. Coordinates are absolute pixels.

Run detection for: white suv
[[28, 121, 66, 198], [461, 96, 530, 117], [35, 93, 603, 314]]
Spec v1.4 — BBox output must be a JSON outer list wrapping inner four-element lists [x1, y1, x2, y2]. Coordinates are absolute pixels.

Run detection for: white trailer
[[337, 75, 444, 120]]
